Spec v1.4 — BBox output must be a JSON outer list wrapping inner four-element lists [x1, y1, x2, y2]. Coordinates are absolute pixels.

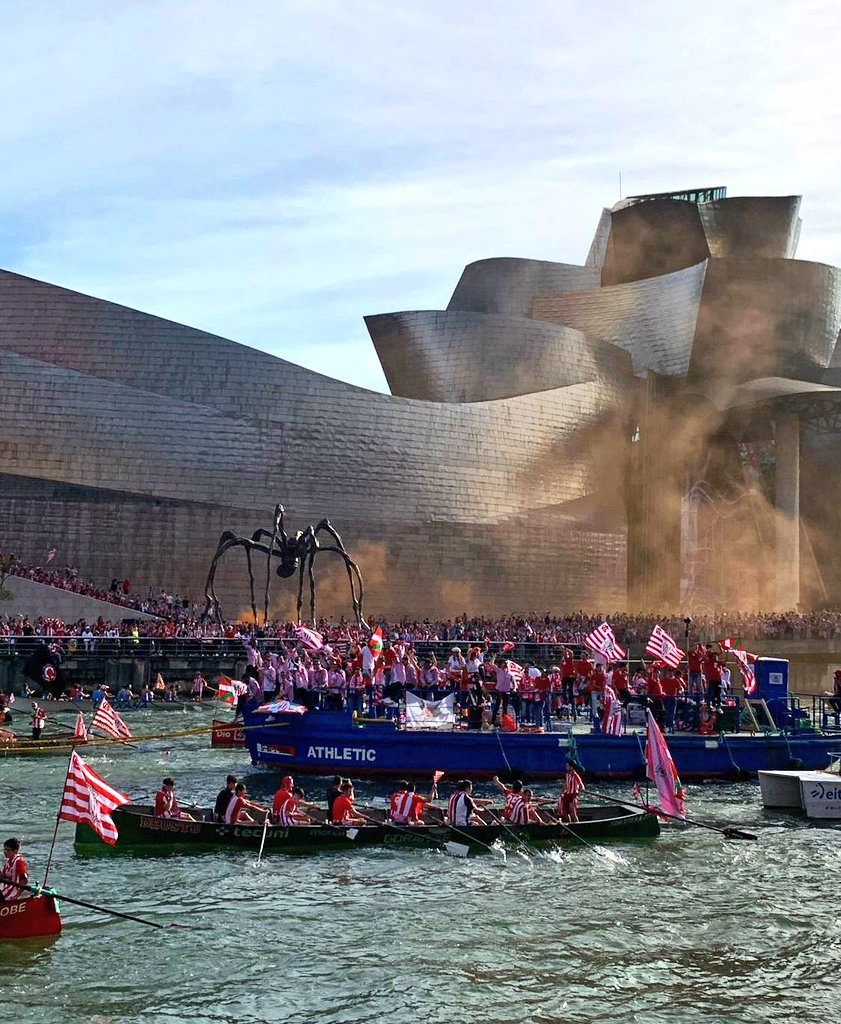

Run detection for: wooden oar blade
[[444, 841, 470, 858], [345, 828, 359, 841], [722, 826, 758, 841]]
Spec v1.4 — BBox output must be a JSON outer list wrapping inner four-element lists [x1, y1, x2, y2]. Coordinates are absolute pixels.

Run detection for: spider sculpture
[[203, 504, 365, 627]]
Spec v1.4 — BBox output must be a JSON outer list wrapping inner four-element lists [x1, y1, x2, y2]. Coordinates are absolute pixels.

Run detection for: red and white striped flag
[[731, 647, 757, 696], [58, 751, 131, 845], [602, 684, 623, 735], [645, 710, 686, 820], [73, 712, 88, 742], [293, 624, 324, 652], [507, 661, 525, 686], [645, 625, 685, 669], [91, 699, 132, 740], [584, 622, 626, 663]]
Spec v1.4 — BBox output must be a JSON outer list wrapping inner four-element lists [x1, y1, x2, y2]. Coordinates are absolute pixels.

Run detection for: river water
[[1, 707, 839, 1024]]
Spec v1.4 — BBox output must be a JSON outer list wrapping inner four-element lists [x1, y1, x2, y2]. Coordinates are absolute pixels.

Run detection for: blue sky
[[3, 0, 841, 391]]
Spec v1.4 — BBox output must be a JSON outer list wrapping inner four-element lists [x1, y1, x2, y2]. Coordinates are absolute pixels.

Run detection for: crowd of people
[[1, 553, 196, 621], [3, 602, 841, 649]]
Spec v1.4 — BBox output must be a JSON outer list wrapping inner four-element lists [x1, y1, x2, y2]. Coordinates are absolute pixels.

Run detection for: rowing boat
[[73, 802, 658, 855], [0, 894, 62, 940]]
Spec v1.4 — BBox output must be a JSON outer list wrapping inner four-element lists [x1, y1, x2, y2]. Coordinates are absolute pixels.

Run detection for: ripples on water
[[1, 723, 840, 1023]]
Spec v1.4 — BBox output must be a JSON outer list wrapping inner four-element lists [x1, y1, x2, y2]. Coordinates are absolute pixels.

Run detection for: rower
[[508, 788, 543, 825], [389, 780, 435, 825], [447, 780, 493, 827], [272, 775, 296, 822], [214, 775, 238, 822], [331, 782, 367, 826], [491, 776, 524, 820], [0, 837, 30, 901], [224, 783, 268, 824], [154, 777, 196, 822], [276, 786, 318, 826]]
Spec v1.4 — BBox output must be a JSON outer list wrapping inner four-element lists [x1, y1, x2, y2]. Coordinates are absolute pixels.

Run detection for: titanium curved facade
[[365, 310, 630, 402], [1, 188, 840, 615]]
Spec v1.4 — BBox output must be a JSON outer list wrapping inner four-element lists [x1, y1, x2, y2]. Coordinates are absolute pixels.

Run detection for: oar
[[481, 807, 536, 861], [539, 808, 623, 863], [6, 879, 187, 930], [254, 812, 271, 868], [584, 788, 758, 841], [425, 806, 506, 862]]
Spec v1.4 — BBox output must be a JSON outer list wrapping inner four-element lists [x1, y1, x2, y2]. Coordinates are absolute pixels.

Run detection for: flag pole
[[43, 746, 76, 887]]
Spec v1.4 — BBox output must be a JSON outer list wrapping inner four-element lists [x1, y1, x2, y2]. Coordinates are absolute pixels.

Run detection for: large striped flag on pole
[[645, 624, 685, 669], [293, 625, 324, 652], [645, 710, 686, 820], [731, 647, 758, 696], [58, 751, 131, 845], [584, 622, 627, 663], [91, 699, 132, 740]]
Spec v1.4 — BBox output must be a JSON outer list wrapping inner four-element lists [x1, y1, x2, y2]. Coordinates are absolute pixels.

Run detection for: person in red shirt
[[660, 668, 685, 732], [0, 837, 30, 901], [224, 783, 267, 824], [389, 781, 434, 824], [561, 648, 578, 720], [331, 782, 367, 826], [272, 775, 295, 821], [703, 646, 723, 706], [687, 644, 705, 696], [154, 777, 195, 821]]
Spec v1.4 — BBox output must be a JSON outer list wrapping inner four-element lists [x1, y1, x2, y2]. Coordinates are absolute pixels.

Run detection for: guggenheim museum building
[[1, 186, 840, 617]]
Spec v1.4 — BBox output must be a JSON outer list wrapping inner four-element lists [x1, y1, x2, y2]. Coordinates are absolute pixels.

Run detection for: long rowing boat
[[73, 803, 658, 855], [0, 895, 62, 940]]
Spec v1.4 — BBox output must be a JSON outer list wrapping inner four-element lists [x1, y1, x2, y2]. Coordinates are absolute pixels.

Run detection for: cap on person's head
[[3, 837, 20, 851]]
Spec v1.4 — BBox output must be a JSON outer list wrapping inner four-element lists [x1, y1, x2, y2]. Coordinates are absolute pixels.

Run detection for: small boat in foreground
[[73, 803, 658, 856], [0, 894, 62, 940]]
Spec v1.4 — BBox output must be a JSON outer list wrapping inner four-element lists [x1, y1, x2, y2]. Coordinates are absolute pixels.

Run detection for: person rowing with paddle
[[331, 781, 367, 826], [389, 780, 436, 826], [447, 780, 494, 827], [154, 777, 196, 822], [276, 786, 319, 826], [224, 783, 269, 824]]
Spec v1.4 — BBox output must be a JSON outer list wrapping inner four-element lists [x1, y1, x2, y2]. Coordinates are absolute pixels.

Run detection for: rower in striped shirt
[[276, 786, 318, 826]]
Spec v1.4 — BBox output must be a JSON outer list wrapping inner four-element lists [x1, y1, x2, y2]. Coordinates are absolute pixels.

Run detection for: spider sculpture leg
[[313, 521, 366, 627]]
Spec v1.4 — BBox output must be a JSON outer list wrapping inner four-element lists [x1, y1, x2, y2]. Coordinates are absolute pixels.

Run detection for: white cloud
[[1, 0, 840, 388]]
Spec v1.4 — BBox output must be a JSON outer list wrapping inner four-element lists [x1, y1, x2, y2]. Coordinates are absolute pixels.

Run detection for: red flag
[[645, 710, 686, 819], [91, 699, 132, 740], [602, 684, 623, 735], [432, 771, 445, 784], [73, 712, 88, 742], [58, 751, 131, 845], [584, 622, 627, 662], [507, 661, 525, 686], [645, 624, 685, 669]]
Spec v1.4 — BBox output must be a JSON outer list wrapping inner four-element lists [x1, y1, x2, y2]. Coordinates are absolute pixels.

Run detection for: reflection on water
[[1, 734, 839, 1023]]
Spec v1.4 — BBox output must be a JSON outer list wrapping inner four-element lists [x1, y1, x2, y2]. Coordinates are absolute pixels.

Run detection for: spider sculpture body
[[203, 504, 364, 626]]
